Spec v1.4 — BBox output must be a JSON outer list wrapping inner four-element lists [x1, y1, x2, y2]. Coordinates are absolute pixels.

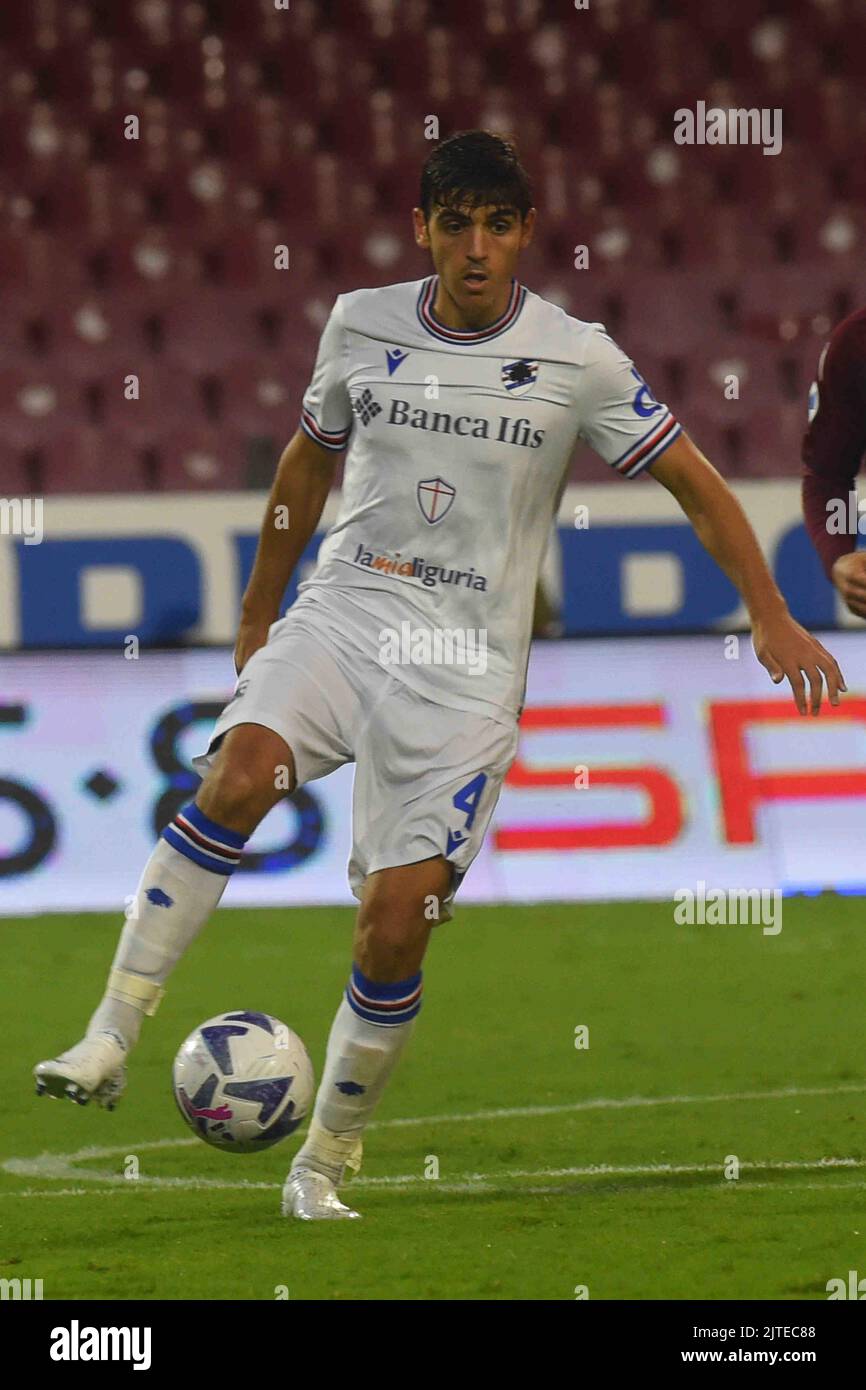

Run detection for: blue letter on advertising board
[[15, 538, 201, 646]]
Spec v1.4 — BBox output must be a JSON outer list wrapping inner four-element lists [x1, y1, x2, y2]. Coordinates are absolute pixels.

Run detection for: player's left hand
[[234, 615, 272, 676], [752, 611, 847, 715]]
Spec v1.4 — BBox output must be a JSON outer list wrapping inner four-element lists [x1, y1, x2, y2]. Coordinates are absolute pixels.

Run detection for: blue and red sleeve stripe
[[613, 411, 681, 478], [300, 407, 351, 452]]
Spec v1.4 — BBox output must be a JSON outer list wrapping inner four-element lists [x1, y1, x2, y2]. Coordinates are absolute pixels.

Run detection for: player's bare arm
[[235, 428, 339, 674], [650, 432, 846, 715]]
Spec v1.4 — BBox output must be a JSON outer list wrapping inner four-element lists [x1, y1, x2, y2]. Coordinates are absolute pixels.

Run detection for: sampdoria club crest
[[501, 358, 539, 396]]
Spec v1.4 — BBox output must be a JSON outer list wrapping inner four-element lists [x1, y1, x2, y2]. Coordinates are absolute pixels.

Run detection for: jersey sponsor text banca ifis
[[296, 275, 680, 721]]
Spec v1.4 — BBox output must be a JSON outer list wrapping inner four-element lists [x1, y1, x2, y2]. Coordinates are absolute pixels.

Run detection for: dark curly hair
[[419, 130, 534, 221]]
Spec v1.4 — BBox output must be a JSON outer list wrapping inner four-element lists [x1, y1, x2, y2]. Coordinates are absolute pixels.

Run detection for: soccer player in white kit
[[35, 131, 845, 1220]]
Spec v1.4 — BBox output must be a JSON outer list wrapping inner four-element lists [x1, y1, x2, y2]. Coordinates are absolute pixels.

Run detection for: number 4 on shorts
[[452, 772, 488, 831], [446, 772, 487, 856]]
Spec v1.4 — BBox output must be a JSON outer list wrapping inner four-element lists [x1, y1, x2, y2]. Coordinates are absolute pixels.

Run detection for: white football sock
[[292, 966, 422, 1184], [87, 804, 245, 1050]]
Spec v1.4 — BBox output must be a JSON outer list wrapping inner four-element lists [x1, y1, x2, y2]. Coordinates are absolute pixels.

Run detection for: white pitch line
[[372, 1082, 866, 1129], [7, 1079, 863, 1179], [355, 1156, 866, 1189], [5, 1177, 865, 1199], [6, 1136, 199, 1166], [2, 1156, 865, 1198], [1, 1153, 278, 1190], [4, 1081, 864, 1194]]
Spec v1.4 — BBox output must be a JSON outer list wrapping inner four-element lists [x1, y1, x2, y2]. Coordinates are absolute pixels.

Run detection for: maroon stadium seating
[[35, 428, 151, 494], [154, 426, 250, 492], [0, 0, 863, 489]]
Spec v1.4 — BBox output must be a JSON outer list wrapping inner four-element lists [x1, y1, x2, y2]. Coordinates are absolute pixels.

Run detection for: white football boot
[[281, 1129, 364, 1220], [34, 1030, 128, 1110], [281, 1168, 362, 1221]]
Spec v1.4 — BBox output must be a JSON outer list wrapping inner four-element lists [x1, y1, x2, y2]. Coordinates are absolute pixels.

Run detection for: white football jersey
[[294, 275, 681, 722]]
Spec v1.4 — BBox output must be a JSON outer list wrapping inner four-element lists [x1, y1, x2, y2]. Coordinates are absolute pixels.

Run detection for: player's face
[[414, 202, 536, 320]]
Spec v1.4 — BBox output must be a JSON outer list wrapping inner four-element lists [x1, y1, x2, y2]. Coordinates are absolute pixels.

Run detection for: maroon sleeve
[[801, 309, 866, 581]]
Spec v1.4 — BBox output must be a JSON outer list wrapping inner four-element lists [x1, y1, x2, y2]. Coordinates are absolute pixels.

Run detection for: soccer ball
[[172, 1011, 314, 1153]]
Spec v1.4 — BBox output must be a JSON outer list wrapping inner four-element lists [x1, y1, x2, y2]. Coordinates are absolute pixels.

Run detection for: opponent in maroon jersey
[[802, 307, 866, 616]]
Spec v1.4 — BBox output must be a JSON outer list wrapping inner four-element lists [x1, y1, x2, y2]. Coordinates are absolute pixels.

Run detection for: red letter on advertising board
[[494, 703, 683, 851], [710, 699, 866, 844]]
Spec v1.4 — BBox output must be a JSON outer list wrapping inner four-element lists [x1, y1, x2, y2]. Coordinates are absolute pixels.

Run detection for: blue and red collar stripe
[[416, 275, 526, 345]]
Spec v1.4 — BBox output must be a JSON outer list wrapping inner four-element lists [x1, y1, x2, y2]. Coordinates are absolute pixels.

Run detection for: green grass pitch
[[1, 898, 863, 1300]]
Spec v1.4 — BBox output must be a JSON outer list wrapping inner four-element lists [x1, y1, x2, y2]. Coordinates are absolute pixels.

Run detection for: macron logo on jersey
[[386, 348, 409, 375]]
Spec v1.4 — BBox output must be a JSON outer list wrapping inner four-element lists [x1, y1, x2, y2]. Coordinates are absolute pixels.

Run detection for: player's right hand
[[233, 616, 272, 675], [831, 552, 866, 618]]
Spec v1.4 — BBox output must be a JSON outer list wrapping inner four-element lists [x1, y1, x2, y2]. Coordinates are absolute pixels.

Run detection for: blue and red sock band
[[162, 802, 246, 876], [347, 964, 423, 1027]]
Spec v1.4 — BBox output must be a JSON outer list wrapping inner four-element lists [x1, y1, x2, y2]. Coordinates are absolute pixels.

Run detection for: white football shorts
[[192, 606, 519, 912]]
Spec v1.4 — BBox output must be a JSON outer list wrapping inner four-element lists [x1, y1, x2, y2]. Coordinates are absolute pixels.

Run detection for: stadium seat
[[735, 266, 845, 343], [153, 293, 285, 372], [685, 343, 785, 428], [220, 359, 304, 439], [98, 229, 207, 296], [0, 368, 83, 449], [154, 426, 250, 491], [0, 455, 34, 494], [35, 428, 151, 493], [0, 230, 91, 293], [617, 271, 729, 358], [675, 412, 739, 474], [26, 299, 146, 381], [81, 363, 213, 450], [738, 401, 807, 478]]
